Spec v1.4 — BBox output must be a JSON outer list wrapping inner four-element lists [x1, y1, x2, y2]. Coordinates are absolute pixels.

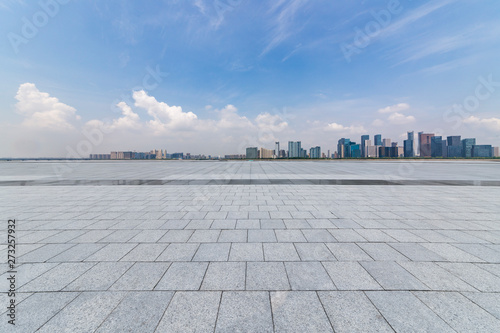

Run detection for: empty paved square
[[1, 160, 500, 332]]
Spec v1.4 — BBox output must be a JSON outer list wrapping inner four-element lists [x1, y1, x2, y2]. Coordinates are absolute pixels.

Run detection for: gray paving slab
[[361, 261, 428, 290], [438, 262, 500, 292], [462, 292, 500, 320], [326, 243, 373, 261], [37, 291, 126, 333], [110, 262, 171, 290], [155, 291, 220, 333], [263, 243, 301, 261], [218, 229, 247, 242], [388, 243, 445, 262], [19, 243, 75, 263], [48, 243, 105, 262], [323, 262, 381, 290], [201, 262, 246, 290], [318, 291, 393, 333], [159, 230, 194, 242], [64, 261, 132, 291], [271, 291, 334, 332], [295, 243, 336, 261], [285, 262, 336, 290], [155, 262, 208, 290], [20, 262, 96, 292], [229, 243, 264, 261], [275, 229, 307, 242], [193, 243, 231, 261], [96, 291, 174, 332], [246, 262, 290, 290], [0, 292, 79, 332], [357, 243, 409, 261], [216, 291, 273, 332], [366, 291, 455, 333], [248, 229, 277, 242], [421, 243, 484, 262], [414, 291, 500, 333], [156, 243, 199, 261], [85, 243, 137, 261]]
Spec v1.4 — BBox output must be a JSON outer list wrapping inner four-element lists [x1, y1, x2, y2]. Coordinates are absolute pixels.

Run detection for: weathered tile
[[155, 262, 208, 290], [285, 262, 335, 290], [361, 262, 428, 290], [246, 262, 290, 290], [201, 262, 245, 290], [110, 262, 171, 290], [323, 262, 381, 290]]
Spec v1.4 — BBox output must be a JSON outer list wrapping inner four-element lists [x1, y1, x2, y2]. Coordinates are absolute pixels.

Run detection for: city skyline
[[1, 1, 500, 157]]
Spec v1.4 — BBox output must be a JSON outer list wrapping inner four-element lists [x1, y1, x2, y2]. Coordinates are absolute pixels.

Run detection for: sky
[[1, 0, 500, 157]]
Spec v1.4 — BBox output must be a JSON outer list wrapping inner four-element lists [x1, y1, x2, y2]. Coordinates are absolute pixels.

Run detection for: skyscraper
[[447, 136, 462, 158], [361, 135, 369, 157], [374, 134, 382, 146], [274, 142, 280, 158], [310, 146, 321, 158], [404, 131, 415, 157], [462, 138, 476, 158], [288, 141, 302, 158], [418, 132, 435, 157], [337, 138, 350, 158], [431, 136, 443, 157]]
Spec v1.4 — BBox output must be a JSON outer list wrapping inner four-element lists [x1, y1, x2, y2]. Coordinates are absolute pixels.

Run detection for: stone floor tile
[[318, 291, 393, 333], [263, 243, 301, 261], [361, 261, 428, 290], [438, 262, 500, 292], [271, 291, 334, 332], [218, 230, 247, 242], [156, 243, 199, 261], [155, 291, 221, 332], [193, 243, 230, 261], [285, 262, 335, 290], [366, 291, 455, 333], [215, 291, 273, 332], [295, 243, 336, 261], [275, 229, 307, 242], [229, 243, 264, 261], [326, 243, 373, 261], [120, 243, 166, 261], [248, 229, 277, 242], [20, 262, 96, 292], [64, 261, 132, 291], [155, 262, 208, 290], [110, 262, 171, 290], [246, 262, 290, 290], [201, 262, 246, 290], [85, 243, 137, 261], [323, 262, 381, 290]]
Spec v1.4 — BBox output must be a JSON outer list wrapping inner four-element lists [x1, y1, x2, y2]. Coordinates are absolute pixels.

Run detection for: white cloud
[[216, 105, 253, 129], [463, 116, 500, 132], [325, 122, 366, 134], [387, 112, 416, 125], [15, 83, 79, 131], [133, 90, 198, 134], [371, 119, 384, 127], [378, 103, 410, 114]]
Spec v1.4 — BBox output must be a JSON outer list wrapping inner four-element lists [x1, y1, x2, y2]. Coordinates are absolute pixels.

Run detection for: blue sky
[[1, 0, 500, 157]]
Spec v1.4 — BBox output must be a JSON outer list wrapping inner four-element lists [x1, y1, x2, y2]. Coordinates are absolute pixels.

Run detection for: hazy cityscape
[[89, 130, 499, 160]]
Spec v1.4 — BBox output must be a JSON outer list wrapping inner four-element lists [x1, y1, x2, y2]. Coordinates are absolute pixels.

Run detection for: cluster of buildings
[[89, 131, 499, 160], [245, 132, 499, 159], [337, 132, 498, 158], [89, 149, 214, 160]]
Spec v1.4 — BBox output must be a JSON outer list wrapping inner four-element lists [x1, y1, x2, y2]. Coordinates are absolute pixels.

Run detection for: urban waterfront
[[1, 160, 500, 332]]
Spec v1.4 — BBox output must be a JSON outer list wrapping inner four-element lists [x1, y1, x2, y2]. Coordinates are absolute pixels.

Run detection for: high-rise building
[[431, 136, 443, 157], [419, 132, 435, 157], [246, 147, 258, 159], [447, 136, 462, 158], [374, 134, 382, 146], [337, 138, 350, 158], [260, 148, 274, 159], [274, 142, 280, 158], [462, 138, 476, 158], [383, 138, 391, 147], [349, 144, 361, 158], [472, 145, 492, 157], [404, 131, 415, 157], [288, 141, 302, 158], [361, 135, 369, 157], [494, 147, 500, 157], [310, 146, 321, 159]]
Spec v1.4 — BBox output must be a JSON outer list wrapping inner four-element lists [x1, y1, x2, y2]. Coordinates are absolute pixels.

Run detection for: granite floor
[[1, 160, 500, 332]]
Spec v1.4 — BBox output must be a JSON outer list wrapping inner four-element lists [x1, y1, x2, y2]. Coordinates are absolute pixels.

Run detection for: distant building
[[419, 132, 435, 157], [246, 147, 258, 159], [224, 154, 245, 159], [337, 138, 350, 158], [361, 135, 369, 157], [349, 144, 361, 158], [472, 145, 492, 158], [431, 136, 443, 157], [374, 134, 382, 146], [494, 147, 500, 157], [288, 141, 302, 158], [404, 131, 415, 157], [274, 142, 280, 158], [310, 146, 321, 159], [462, 138, 476, 158], [171, 153, 184, 159], [383, 138, 391, 147], [447, 136, 462, 158], [89, 154, 111, 160], [260, 148, 274, 159]]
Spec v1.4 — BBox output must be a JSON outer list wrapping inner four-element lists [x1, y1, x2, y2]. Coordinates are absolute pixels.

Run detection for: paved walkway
[[1, 161, 500, 332]]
